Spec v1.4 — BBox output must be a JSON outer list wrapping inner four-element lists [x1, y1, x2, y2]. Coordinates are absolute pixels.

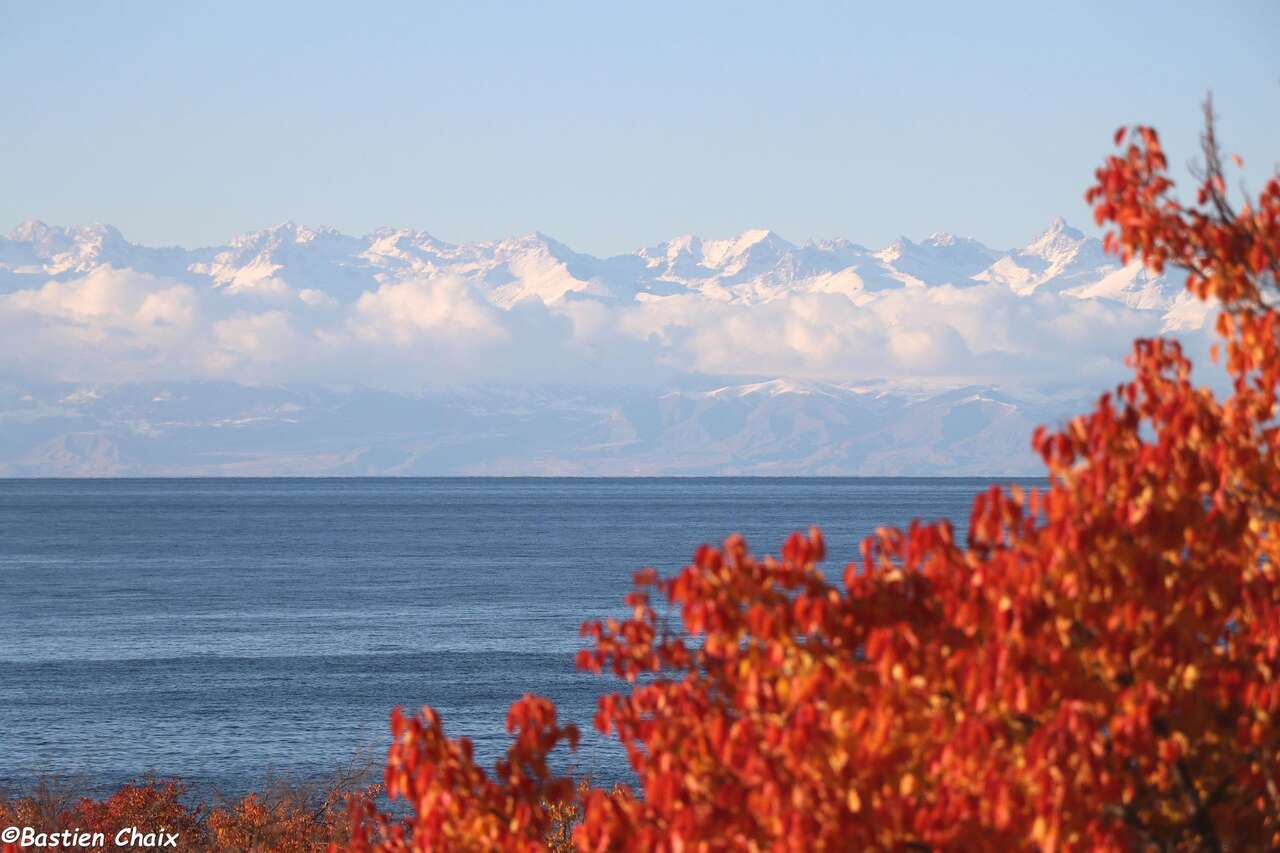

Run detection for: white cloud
[[0, 268, 207, 380], [612, 282, 1182, 387], [351, 277, 505, 345], [0, 265, 1213, 393], [297, 288, 338, 308], [212, 311, 302, 366], [6, 267, 198, 331]]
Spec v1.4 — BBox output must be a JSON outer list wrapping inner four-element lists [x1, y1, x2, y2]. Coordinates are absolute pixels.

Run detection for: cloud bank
[[0, 266, 1200, 393]]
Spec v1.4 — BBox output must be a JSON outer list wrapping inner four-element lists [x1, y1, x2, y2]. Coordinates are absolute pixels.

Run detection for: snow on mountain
[[2, 216, 1196, 318], [692, 378, 849, 400], [972, 217, 1115, 295], [191, 222, 369, 297], [1064, 259, 1185, 311], [0, 221, 204, 288], [636, 229, 815, 301], [478, 231, 636, 306], [635, 228, 1001, 300], [1161, 289, 1217, 333], [873, 232, 1003, 288]]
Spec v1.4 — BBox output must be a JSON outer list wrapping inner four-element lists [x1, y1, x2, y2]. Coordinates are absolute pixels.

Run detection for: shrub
[[0, 770, 376, 852]]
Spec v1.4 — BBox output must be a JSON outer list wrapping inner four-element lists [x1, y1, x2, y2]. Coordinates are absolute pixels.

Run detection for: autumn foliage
[[0, 774, 374, 852], [343, 106, 1280, 852], [4, 109, 1277, 853]]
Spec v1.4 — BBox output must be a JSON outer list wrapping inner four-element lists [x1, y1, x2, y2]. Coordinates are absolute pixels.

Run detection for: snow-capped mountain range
[[0, 218, 1214, 475], [0, 217, 1193, 317]]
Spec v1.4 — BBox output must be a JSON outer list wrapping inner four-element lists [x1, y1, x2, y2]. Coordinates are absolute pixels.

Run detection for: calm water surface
[[0, 477, 1035, 796]]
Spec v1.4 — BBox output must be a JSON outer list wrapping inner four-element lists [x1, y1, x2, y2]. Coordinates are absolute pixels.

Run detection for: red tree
[[348, 105, 1280, 852]]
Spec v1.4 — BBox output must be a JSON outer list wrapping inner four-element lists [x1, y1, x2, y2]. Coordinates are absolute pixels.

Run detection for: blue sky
[[3, 1, 1277, 255]]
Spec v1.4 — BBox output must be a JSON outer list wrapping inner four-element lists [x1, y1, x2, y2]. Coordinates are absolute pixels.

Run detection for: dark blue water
[[0, 477, 1029, 797]]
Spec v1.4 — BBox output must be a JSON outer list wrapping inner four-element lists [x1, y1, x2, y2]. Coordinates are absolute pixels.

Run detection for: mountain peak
[[737, 227, 777, 244], [718, 228, 790, 252], [366, 226, 448, 251], [500, 230, 576, 255], [8, 219, 54, 241], [229, 221, 344, 249], [1039, 216, 1082, 239], [7, 220, 126, 245], [1022, 217, 1085, 259], [230, 222, 293, 248], [699, 229, 794, 270], [875, 236, 914, 262]]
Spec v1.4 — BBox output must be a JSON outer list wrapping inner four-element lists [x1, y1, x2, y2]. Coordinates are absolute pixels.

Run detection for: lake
[[0, 477, 1034, 797]]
